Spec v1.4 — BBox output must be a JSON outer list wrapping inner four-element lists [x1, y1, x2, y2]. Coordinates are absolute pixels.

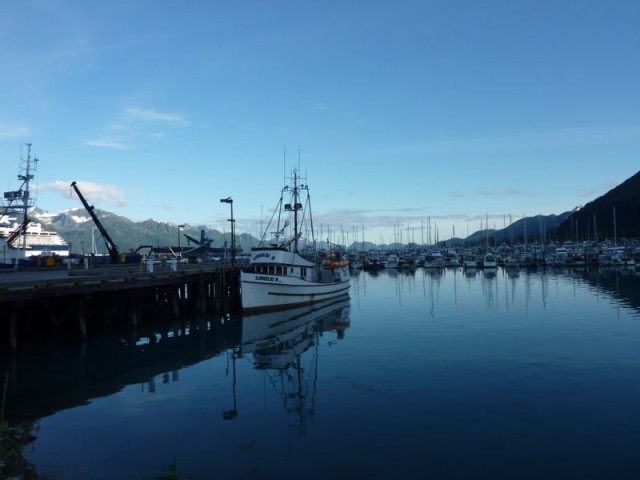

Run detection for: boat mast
[[17, 143, 38, 250], [292, 170, 302, 252], [613, 206, 617, 246], [283, 168, 311, 254]]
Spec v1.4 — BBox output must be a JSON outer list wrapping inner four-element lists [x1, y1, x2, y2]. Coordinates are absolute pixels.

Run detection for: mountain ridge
[[27, 168, 640, 253]]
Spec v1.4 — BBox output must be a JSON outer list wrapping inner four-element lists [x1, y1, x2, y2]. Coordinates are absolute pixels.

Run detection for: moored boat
[[240, 169, 350, 313], [462, 254, 479, 269], [481, 252, 498, 269], [1, 143, 69, 266], [384, 254, 400, 269]]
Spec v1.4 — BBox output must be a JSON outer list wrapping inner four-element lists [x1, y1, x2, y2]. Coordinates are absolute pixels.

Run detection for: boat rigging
[[240, 167, 350, 313]]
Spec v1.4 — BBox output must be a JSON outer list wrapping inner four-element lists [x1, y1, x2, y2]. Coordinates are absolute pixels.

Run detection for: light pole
[[220, 197, 235, 266], [178, 224, 185, 260]]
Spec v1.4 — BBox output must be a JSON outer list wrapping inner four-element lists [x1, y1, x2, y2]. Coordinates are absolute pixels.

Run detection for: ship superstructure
[[1, 144, 69, 264]]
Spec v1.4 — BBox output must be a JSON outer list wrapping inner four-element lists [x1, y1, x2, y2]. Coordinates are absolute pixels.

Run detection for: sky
[[1, 0, 639, 246]]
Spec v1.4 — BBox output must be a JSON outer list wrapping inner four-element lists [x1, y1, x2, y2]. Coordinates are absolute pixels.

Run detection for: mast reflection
[[239, 296, 351, 434]]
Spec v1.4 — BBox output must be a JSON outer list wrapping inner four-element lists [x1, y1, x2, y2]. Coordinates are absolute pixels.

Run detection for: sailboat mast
[[613, 206, 617, 246]]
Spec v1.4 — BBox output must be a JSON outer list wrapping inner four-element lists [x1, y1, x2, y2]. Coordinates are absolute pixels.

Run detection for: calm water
[[6, 266, 640, 479]]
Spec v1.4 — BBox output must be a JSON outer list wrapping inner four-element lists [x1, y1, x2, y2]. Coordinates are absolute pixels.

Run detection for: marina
[[2, 241, 640, 351], [1, 145, 640, 479], [2, 2, 638, 477], [1, 265, 639, 479]]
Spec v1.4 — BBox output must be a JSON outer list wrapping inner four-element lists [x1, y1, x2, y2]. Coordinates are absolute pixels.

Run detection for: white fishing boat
[[1, 143, 69, 266], [240, 169, 351, 313]]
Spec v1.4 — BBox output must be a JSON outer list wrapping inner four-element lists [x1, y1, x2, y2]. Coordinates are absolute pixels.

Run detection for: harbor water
[[5, 266, 640, 479]]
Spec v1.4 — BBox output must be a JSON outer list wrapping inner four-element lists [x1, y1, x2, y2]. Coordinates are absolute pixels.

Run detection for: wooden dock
[[0, 262, 242, 350]]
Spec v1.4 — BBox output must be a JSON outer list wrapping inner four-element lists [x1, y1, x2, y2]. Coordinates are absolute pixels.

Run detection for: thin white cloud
[[124, 108, 191, 126], [47, 180, 128, 207], [396, 206, 432, 213], [458, 125, 640, 152], [79, 107, 191, 150], [82, 138, 130, 149], [578, 189, 596, 197], [476, 187, 534, 197], [339, 125, 640, 162], [494, 187, 535, 196], [0, 123, 30, 140]]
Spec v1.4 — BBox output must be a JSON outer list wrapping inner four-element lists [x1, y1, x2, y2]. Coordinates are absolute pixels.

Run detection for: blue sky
[[1, 1, 639, 245]]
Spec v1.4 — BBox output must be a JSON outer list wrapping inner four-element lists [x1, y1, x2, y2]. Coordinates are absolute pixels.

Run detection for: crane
[[70, 181, 120, 264]]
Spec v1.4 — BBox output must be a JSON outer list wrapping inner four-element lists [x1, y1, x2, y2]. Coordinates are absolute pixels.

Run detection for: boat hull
[[241, 271, 350, 314]]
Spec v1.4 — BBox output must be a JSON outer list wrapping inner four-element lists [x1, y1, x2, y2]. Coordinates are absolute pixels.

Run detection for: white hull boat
[[240, 169, 350, 313], [241, 248, 350, 313], [1, 143, 69, 265], [482, 253, 498, 269]]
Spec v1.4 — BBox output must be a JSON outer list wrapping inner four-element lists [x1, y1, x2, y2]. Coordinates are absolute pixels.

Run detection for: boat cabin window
[[275, 266, 283, 276], [301, 268, 306, 278]]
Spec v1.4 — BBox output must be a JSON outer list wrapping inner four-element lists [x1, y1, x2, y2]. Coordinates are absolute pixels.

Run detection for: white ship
[[1, 143, 70, 266], [240, 169, 351, 313]]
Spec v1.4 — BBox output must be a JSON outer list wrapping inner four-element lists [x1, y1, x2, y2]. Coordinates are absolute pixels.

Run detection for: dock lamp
[[220, 197, 235, 266], [178, 224, 185, 260]]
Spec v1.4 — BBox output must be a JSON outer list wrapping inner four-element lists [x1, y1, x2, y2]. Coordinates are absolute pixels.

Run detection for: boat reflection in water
[[238, 295, 351, 433]]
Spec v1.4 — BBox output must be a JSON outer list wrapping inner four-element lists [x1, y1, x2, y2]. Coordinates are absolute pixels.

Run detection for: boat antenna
[[283, 149, 287, 192]]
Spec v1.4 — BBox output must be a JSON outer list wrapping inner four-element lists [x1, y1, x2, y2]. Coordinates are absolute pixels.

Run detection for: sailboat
[[240, 169, 351, 313]]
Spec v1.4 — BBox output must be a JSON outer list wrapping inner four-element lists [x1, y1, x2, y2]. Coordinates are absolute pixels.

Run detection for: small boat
[[423, 251, 446, 268], [384, 254, 400, 269], [240, 169, 351, 313], [462, 254, 479, 269], [504, 255, 520, 269], [481, 252, 497, 269]]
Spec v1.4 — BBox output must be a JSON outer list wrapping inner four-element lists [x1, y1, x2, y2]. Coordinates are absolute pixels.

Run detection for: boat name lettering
[[255, 275, 277, 282], [254, 252, 274, 260]]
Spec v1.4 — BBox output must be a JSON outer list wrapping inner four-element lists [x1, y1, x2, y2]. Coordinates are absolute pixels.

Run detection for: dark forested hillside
[[556, 170, 640, 242]]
